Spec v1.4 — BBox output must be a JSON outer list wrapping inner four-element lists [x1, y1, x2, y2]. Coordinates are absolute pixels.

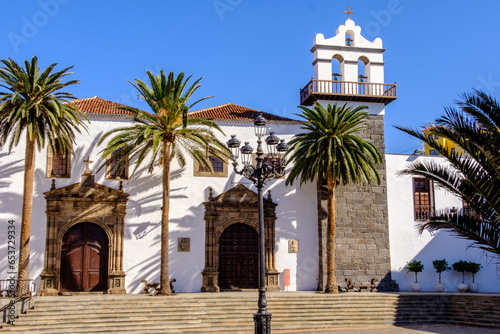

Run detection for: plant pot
[[411, 282, 422, 292], [434, 282, 445, 292], [469, 283, 479, 293], [458, 283, 469, 293]]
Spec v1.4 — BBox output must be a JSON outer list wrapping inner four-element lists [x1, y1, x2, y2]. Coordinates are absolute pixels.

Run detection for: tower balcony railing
[[300, 79, 397, 106]]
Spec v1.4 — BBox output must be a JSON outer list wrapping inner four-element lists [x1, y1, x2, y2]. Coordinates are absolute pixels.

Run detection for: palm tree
[[98, 70, 229, 295], [286, 102, 382, 292], [0, 56, 87, 295], [396, 90, 500, 256]]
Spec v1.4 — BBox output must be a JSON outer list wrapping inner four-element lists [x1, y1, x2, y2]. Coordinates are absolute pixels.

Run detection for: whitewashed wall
[[386, 153, 500, 292], [0, 116, 319, 294]]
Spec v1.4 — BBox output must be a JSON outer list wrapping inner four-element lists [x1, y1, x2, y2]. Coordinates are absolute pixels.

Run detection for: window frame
[[46, 142, 71, 178], [193, 155, 228, 177], [106, 147, 129, 180], [429, 149, 439, 156], [413, 178, 435, 221]]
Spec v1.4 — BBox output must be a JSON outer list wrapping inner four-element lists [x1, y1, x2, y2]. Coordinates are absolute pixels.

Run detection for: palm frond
[[286, 102, 381, 187], [396, 90, 500, 256]]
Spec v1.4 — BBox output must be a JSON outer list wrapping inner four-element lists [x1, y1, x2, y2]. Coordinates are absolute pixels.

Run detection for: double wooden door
[[219, 223, 258, 290], [60, 223, 108, 292]]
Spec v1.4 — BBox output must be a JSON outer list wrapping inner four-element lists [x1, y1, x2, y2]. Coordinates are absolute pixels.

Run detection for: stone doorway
[[39, 170, 128, 296], [201, 185, 280, 292], [219, 223, 258, 290], [60, 222, 109, 293]]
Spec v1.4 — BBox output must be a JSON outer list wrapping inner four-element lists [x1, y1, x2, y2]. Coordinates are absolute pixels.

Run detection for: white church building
[[0, 17, 498, 295]]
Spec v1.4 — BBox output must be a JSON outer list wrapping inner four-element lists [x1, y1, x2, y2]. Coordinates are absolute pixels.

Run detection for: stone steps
[[2, 292, 500, 333]]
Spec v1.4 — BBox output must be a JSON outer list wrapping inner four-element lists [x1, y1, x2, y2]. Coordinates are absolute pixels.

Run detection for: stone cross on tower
[[83, 157, 93, 175], [343, 6, 354, 20]]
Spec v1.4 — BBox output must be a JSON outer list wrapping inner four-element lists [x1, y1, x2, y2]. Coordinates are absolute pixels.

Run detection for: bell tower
[[304, 9, 397, 291], [300, 11, 397, 112]]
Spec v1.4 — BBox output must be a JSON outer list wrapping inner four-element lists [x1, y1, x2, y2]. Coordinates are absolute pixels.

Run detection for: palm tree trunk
[[16, 135, 36, 296], [325, 173, 339, 293], [159, 140, 172, 295]]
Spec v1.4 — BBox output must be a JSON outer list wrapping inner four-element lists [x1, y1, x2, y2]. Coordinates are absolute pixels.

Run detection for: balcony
[[300, 79, 397, 106]]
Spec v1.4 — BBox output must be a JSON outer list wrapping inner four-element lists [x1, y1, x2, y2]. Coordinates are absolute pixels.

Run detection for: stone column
[[108, 214, 126, 294], [201, 216, 219, 292], [39, 211, 59, 296], [264, 207, 279, 291]]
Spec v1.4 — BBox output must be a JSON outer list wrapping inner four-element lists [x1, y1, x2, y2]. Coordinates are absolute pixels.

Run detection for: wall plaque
[[289, 239, 299, 253], [178, 238, 190, 252]]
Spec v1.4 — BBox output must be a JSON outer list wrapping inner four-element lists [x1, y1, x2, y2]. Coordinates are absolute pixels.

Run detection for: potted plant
[[452, 260, 469, 292], [432, 259, 450, 292], [405, 260, 424, 292], [467, 261, 482, 292]]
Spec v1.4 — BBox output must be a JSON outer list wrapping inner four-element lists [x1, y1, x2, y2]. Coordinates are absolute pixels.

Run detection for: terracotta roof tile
[[70, 98, 299, 123], [69, 97, 135, 116], [188, 103, 299, 123]]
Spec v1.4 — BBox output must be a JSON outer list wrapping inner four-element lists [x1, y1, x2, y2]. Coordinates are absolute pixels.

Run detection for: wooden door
[[60, 223, 108, 292], [219, 223, 258, 290]]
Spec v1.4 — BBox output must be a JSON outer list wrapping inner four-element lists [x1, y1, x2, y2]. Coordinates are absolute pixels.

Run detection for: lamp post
[[227, 115, 288, 334]]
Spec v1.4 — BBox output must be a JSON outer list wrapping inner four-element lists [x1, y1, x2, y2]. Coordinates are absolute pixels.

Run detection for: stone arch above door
[[201, 184, 279, 292], [39, 172, 128, 296]]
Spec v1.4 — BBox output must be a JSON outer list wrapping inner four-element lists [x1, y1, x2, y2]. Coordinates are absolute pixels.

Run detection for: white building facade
[[0, 17, 498, 295]]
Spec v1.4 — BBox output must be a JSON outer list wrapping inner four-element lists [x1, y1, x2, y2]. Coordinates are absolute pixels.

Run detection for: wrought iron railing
[[415, 206, 434, 221], [0, 279, 35, 326], [300, 79, 397, 103]]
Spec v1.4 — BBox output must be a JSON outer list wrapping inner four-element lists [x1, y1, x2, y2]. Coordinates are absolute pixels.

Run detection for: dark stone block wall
[[316, 114, 393, 291]]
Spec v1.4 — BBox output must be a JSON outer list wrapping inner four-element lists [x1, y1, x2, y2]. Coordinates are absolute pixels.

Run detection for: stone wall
[[317, 115, 393, 290]]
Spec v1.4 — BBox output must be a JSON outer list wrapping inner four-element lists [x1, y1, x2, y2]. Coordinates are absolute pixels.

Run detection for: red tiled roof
[[188, 103, 299, 123], [70, 98, 299, 123], [69, 97, 135, 116]]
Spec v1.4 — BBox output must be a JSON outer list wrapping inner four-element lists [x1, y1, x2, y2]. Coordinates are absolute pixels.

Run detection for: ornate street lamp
[[227, 115, 288, 334]]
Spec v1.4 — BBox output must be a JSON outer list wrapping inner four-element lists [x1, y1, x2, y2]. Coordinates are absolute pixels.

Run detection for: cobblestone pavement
[[273, 325, 499, 333]]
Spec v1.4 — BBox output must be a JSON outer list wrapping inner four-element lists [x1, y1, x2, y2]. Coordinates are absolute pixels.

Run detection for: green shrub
[[405, 260, 424, 283], [452, 260, 468, 283], [432, 259, 450, 283], [466, 262, 482, 283]]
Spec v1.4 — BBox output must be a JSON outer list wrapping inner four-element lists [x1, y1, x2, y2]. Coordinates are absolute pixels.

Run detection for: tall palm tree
[[98, 70, 229, 295], [0, 56, 87, 295], [286, 102, 382, 293], [396, 90, 500, 256]]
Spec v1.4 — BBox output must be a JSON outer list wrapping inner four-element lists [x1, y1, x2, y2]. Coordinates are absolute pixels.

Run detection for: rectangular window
[[46, 142, 71, 178], [106, 147, 128, 180], [199, 156, 224, 173], [413, 178, 434, 221], [429, 149, 439, 155], [451, 148, 455, 154], [194, 155, 228, 177]]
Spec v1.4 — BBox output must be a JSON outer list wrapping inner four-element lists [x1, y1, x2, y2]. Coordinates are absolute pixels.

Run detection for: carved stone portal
[[39, 172, 129, 295], [201, 185, 279, 292]]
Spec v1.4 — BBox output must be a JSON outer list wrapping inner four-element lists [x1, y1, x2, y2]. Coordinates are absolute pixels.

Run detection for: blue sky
[[1, 0, 499, 154]]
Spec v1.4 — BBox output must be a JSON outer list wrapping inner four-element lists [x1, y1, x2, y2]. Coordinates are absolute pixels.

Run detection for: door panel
[[61, 245, 84, 291], [60, 223, 108, 292], [219, 223, 258, 290]]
